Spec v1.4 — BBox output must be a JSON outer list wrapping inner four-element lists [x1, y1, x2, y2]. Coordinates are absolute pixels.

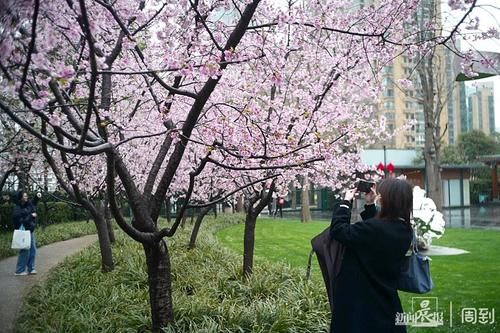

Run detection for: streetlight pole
[[383, 145, 387, 178]]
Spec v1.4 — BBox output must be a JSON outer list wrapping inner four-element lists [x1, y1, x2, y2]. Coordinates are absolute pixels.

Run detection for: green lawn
[[217, 217, 500, 333]]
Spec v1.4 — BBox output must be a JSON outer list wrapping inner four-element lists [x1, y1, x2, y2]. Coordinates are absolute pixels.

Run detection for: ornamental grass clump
[[16, 216, 329, 332]]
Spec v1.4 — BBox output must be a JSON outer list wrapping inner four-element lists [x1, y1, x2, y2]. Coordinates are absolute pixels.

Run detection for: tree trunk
[[188, 205, 212, 249], [424, 149, 443, 211], [89, 208, 114, 272], [236, 195, 244, 212], [243, 210, 258, 277], [144, 240, 174, 331], [104, 200, 115, 243], [165, 197, 171, 223], [180, 213, 187, 229], [0, 169, 15, 193], [43, 162, 49, 191], [290, 182, 297, 209], [17, 160, 29, 191], [301, 175, 312, 223]]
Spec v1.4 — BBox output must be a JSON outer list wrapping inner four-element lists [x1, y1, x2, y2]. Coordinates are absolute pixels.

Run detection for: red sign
[[387, 162, 394, 173]]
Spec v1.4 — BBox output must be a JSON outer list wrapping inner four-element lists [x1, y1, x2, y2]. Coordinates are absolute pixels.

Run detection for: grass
[[0, 220, 97, 260], [16, 215, 330, 332], [216, 217, 500, 333]]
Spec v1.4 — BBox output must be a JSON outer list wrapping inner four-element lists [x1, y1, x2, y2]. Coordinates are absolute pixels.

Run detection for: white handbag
[[11, 225, 31, 250]]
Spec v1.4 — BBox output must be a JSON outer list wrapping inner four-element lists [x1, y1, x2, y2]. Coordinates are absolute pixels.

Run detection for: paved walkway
[[0, 235, 97, 333]]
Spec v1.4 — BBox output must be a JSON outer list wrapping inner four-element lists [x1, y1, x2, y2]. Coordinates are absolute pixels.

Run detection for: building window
[[384, 101, 395, 109], [383, 65, 394, 74]]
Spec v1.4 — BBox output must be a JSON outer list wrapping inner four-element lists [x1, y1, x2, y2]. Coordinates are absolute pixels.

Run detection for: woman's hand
[[344, 188, 357, 202], [365, 186, 377, 205]]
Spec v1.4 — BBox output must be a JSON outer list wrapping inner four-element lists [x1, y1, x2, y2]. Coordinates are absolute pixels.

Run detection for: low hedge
[[16, 214, 330, 332], [0, 202, 89, 232], [0, 220, 96, 259]]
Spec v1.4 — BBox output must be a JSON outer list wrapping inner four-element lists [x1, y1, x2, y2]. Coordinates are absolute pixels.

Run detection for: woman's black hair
[[376, 178, 413, 224], [16, 191, 28, 204]]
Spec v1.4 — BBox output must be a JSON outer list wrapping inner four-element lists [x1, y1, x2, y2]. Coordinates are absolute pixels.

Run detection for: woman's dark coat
[[13, 195, 39, 232], [329, 200, 412, 333]]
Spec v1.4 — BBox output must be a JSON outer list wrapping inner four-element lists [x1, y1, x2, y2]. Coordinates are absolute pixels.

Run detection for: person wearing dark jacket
[[329, 178, 413, 333], [13, 191, 41, 276]]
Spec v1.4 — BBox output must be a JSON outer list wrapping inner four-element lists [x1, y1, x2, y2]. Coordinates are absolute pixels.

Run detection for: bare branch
[[106, 150, 154, 244], [77, 0, 99, 151], [170, 173, 278, 212], [155, 152, 212, 239], [206, 156, 324, 171], [0, 100, 113, 155], [18, 0, 40, 109]]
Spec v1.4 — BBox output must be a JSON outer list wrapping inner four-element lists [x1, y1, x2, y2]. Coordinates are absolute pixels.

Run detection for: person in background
[[13, 191, 42, 276], [329, 178, 413, 333], [274, 196, 284, 218]]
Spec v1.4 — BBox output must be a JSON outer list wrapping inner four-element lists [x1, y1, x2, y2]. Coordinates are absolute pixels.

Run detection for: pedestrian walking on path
[[13, 191, 41, 276], [0, 234, 97, 333]]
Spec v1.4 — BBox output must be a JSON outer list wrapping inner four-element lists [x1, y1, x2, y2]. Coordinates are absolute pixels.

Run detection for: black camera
[[356, 180, 375, 193]]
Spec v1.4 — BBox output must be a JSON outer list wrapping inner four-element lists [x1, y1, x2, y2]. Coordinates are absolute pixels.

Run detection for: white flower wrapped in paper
[[411, 186, 445, 250]]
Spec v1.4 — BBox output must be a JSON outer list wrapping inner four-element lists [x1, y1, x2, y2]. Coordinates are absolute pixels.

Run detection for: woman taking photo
[[329, 178, 413, 333]]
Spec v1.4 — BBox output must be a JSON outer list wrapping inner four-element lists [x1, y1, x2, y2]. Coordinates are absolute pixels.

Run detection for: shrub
[[16, 214, 330, 332], [0, 202, 80, 231], [0, 204, 15, 232]]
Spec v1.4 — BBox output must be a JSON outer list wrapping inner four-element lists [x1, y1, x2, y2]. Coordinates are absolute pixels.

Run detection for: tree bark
[[242, 185, 274, 276], [416, 3, 444, 211], [188, 205, 212, 249], [144, 240, 174, 331], [0, 168, 15, 193], [88, 206, 114, 272], [243, 209, 258, 277], [165, 197, 171, 223], [290, 182, 297, 209], [17, 159, 30, 191], [301, 175, 312, 223], [180, 213, 187, 229], [104, 199, 115, 243], [236, 195, 244, 212], [424, 148, 443, 210]]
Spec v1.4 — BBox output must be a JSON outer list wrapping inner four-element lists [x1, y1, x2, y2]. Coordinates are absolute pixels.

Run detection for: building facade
[[375, 0, 450, 150], [464, 82, 495, 136]]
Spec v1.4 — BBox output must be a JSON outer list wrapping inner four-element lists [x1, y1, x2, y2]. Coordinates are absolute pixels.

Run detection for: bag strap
[[410, 227, 418, 254]]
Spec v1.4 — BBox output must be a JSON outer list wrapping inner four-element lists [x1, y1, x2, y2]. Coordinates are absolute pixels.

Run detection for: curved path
[[0, 235, 97, 333]]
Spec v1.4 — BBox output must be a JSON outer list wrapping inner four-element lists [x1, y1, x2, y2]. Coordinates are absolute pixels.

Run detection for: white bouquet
[[412, 186, 446, 250]]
